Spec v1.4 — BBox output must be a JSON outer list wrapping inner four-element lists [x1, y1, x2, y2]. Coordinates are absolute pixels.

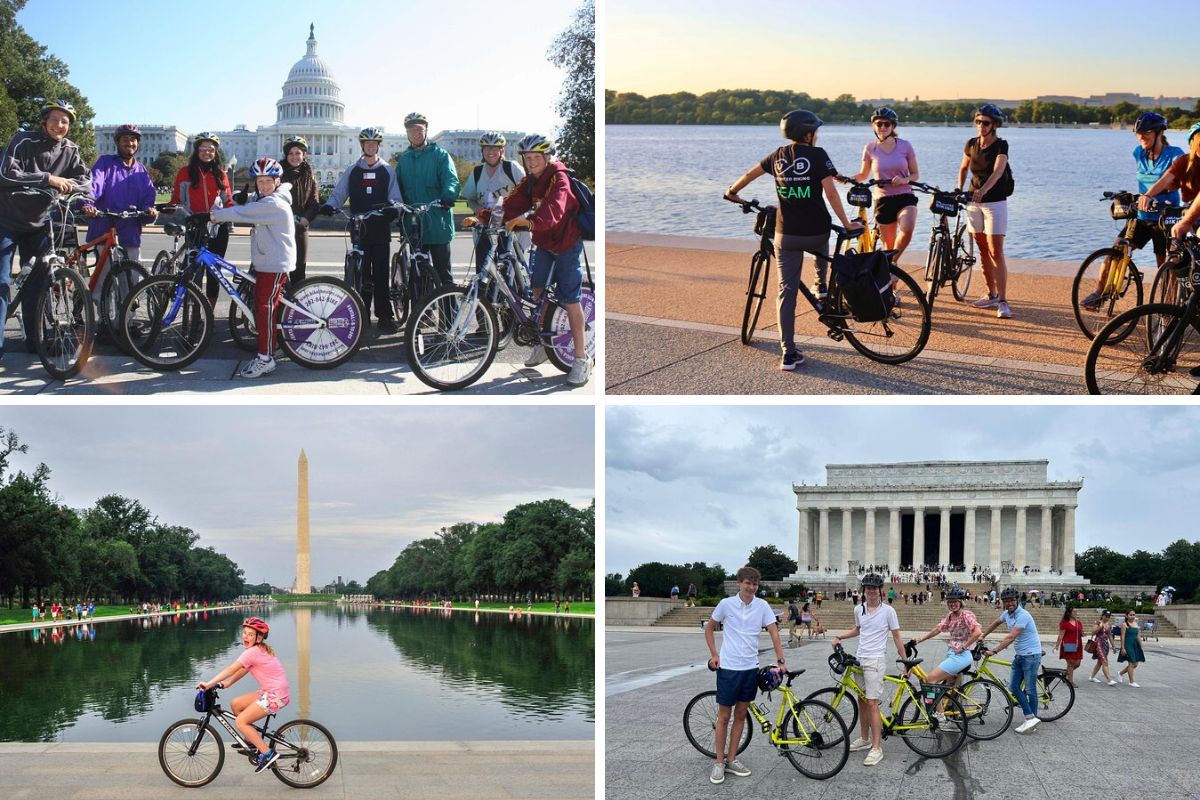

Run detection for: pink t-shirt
[[863, 138, 916, 197], [937, 609, 980, 651], [238, 645, 290, 699]]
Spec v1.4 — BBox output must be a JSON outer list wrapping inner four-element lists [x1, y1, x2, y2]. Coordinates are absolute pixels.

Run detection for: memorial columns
[[1040, 505, 1053, 571], [864, 507, 877, 569], [818, 508, 830, 569], [797, 509, 811, 571], [1063, 504, 1077, 574], [939, 506, 951, 568], [989, 506, 1002, 568], [964, 506, 976, 570], [888, 507, 900, 569], [913, 505, 925, 568], [1014, 505, 1027, 569], [842, 508, 853, 571]]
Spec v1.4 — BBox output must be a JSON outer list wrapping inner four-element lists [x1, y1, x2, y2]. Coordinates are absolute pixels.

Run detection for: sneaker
[[524, 347, 548, 368], [848, 737, 872, 752], [238, 357, 276, 379], [1107, 680, 1117, 686], [780, 351, 805, 371], [1089, 677, 1102, 684], [253, 749, 280, 774], [1129, 682, 1140, 688], [971, 294, 1000, 309], [1014, 718, 1039, 734], [996, 301, 1012, 319], [863, 748, 884, 766], [709, 763, 725, 784], [1080, 291, 1103, 311], [566, 357, 591, 387], [724, 759, 751, 777], [378, 318, 398, 334]]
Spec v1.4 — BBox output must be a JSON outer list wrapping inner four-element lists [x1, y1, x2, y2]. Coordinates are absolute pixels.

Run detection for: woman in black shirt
[[956, 104, 1012, 319]]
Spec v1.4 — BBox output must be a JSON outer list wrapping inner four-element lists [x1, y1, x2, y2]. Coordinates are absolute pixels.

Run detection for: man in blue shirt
[[982, 586, 1041, 733]]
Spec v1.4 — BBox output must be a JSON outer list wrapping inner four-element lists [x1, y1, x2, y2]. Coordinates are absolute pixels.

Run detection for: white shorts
[[859, 656, 886, 700], [966, 201, 1008, 236]]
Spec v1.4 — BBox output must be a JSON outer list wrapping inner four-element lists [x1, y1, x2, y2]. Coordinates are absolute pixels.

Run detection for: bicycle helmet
[[1000, 587, 1019, 601], [41, 99, 76, 123], [861, 573, 885, 589], [1134, 112, 1168, 134], [780, 109, 823, 142], [828, 649, 848, 675], [479, 131, 506, 148], [757, 665, 784, 692], [358, 127, 384, 143], [946, 587, 968, 601], [243, 617, 270, 638], [250, 157, 283, 178], [194, 688, 215, 713], [976, 104, 1005, 127], [283, 135, 309, 153], [870, 106, 899, 124], [404, 112, 429, 128], [113, 124, 142, 141], [517, 133, 555, 155], [193, 132, 220, 147]]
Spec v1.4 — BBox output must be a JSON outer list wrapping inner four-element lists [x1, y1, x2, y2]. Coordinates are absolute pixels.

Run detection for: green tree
[[605, 572, 625, 596], [151, 151, 189, 188], [547, 0, 594, 182], [747, 544, 797, 581]]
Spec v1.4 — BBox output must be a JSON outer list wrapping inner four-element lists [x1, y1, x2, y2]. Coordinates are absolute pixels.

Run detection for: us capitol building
[[97, 25, 524, 187]]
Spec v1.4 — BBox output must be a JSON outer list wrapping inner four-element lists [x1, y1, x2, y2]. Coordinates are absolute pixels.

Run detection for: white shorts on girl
[[966, 201, 1008, 236]]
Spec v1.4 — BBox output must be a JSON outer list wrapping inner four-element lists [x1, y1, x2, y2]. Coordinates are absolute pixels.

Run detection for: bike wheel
[[121, 276, 213, 371], [158, 719, 225, 788], [779, 699, 849, 780], [1085, 303, 1200, 394], [896, 694, 967, 759], [841, 265, 931, 364], [228, 279, 258, 352], [926, 236, 945, 305], [954, 678, 1012, 740], [544, 283, 596, 372], [1071, 248, 1142, 340], [343, 252, 361, 296], [35, 266, 95, 380], [151, 249, 175, 276], [951, 235, 976, 301], [803, 686, 859, 734], [1149, 262, 1187, 307], [99, 259, 150, 350], [404, 286, 498, 391], [269, 719, 338, 789], [741, 250, 771, 345], [1036, 672, 1075, 722], [389, 252, 409, 326], [682, 690, 752, 759], [278, 277, 365, 369]]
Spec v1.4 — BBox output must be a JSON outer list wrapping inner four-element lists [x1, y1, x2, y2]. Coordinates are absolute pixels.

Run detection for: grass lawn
[[0, 604, 225, 625], [427, 601, 595, 615]]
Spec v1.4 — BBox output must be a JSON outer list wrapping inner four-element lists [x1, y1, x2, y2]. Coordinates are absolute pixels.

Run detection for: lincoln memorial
[[785, 460, 1085, 584]]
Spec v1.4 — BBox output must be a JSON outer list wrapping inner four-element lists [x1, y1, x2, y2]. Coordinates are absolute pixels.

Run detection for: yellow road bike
[[964, 641, 1076, 721]]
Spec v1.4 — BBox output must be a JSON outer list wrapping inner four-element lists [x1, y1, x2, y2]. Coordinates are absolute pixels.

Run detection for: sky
[[604, 405, 1200, 576], [607, 0, 1198, 101], [0, 406, 595, 588], [17, 0, 583, 135]]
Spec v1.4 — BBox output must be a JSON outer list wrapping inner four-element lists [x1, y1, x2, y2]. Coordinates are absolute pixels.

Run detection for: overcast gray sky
[[1, 406, 594, 587], [605, 405, 1200, 576]]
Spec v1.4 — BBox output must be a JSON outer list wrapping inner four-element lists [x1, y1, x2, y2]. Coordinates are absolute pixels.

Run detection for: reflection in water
[[296, 607, 311, 719]]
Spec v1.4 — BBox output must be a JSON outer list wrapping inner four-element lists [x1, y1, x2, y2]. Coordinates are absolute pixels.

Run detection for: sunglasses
[[974, 119, 994, 128], [873, 121, 894, 128]]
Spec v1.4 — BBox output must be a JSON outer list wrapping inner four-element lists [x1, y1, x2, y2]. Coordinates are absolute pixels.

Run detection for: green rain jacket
[[396, 143, 459, 246]]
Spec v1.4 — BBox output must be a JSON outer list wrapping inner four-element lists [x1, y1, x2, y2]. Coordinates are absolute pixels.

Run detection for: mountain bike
[[68, 207, 153, 349], [682, 666, 850, 780], [803, 644, 969, 758], [909, 182, 976, 307], [390, 201, 448, 326], [403, 219, 595, 391], [159, 687, 337, 788], [964, 641, 1076, 721], [118, 210, 364, 371], [725, 196, 932, 364], [464, 214, 532, 350], [2, 189, 95, 379], [1084, 235, 1200, 394]]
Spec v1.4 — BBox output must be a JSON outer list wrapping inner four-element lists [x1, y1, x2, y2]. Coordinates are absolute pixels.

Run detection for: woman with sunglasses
[[956, 104, 1013, 319], [849, 107, 920, 263]]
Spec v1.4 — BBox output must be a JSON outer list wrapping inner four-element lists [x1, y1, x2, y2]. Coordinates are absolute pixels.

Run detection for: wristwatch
[[777, 659, 786, 665]]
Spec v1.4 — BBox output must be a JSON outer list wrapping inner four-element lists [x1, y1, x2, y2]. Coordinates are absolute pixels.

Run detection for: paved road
[[0, 740, 594, 800], [606, 626, 1200, 800], [0, 232, 597, 396]]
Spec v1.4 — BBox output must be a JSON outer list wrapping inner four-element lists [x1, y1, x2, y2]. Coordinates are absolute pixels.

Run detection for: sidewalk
[[0, 740, 594, 800]]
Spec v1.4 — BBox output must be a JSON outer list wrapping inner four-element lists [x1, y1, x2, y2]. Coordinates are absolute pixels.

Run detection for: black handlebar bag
[[831, 250, 893, 322]]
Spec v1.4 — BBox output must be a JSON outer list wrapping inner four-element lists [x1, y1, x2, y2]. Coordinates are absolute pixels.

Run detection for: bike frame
[[190, 705, 279, 757], [826, 661, 942, 734], [744, 685, 824, 747], [970, 652, 1053, 706]]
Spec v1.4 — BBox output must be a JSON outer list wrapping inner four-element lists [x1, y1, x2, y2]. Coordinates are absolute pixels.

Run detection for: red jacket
[[503, 160, 580, 253], [171, 165, 231, 212]]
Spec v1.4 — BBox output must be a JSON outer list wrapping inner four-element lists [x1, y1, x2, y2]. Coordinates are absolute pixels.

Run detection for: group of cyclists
[[726, 104, 1200, 371], [0, 100, 592, 386]]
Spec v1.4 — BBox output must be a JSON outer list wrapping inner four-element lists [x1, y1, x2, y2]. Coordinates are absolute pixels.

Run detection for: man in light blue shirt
[[982, 586, 1041, 733]]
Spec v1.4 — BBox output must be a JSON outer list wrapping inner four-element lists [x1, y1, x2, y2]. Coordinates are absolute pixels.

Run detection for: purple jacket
[[85, 155, 156, 247]]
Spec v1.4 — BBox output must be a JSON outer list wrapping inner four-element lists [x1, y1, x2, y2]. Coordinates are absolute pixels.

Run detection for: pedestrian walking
[[1089, 610, 1118, 685], [1055, 605, 1084, 686], [1116, 610, 1147, 687]]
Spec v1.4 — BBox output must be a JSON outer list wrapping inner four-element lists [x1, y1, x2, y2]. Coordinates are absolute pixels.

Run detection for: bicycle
[[389, 201, 449, 326], [803, 644, 969, 758], [150, 218, 188, 276], [964, 641, 1076, 721], [1084, 235, 1200, 394], [68, 207, 154, 349], [118, 210, 364, 371], [2, 189, 96, 379], [682, 666, 850, 780], [464, 214, 533, 351], [334, 203, 395, 309], [403, 219, 595, 391], [158, 686, 337, 788], [840, 178, 889, 255], [908, 182, 977, 307], [725, 196, 932, 364]]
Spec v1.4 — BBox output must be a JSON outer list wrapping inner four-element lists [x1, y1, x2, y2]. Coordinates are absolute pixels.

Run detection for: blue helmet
[[194, 689, 214, 713], [1134, 112, 1168, 134], [1188, 123, 1200, 144], [871, 106, 898, 124], [976, 104, 1005, 126], [250, 157, 283, 178]]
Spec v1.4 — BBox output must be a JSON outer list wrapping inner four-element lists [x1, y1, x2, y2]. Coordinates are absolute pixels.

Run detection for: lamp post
[[227, 154, 238, 195]]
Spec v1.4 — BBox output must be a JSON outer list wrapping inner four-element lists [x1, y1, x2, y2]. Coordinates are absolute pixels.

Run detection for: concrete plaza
[[606, 626, 1200, 800]]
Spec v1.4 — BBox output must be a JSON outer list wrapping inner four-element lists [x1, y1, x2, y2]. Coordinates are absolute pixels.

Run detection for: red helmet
[[243, 617, 270, 638], [114, 124, 142, 142]]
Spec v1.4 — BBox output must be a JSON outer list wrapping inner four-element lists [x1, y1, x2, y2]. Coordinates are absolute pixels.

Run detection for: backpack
[[472, 160, 518, 189], [564, 169, 595, 241], [830, 250, 894, 322]]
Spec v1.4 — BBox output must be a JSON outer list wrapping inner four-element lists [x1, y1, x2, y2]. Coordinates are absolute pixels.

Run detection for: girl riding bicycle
[[196, 617, 291, 774]]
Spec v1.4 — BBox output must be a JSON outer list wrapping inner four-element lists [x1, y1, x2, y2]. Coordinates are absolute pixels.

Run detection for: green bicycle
[[965, 641, 1076, 722], [804, 644, 971, 757], [682, 666, 850, 780]]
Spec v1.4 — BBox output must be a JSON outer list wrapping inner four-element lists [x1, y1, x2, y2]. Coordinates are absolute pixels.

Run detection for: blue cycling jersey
[[1134, 144, 1185, 222]]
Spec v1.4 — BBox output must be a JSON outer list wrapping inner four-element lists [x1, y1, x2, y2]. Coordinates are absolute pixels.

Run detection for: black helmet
[[194, 688, 215, 713], [976, 104, 1005, 127], [780, 109, 823, 142], [828, 650, 848, 675], [946, 587, 968, 601], [757, 665, 784, 692], [861, 573, 885, 589], [871, 107, 898, 124], [1000, 587, 1019, 601], [1134, 112, 1168, 134]]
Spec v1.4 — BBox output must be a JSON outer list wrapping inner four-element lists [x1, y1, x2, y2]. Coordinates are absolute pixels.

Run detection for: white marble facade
[[786, 460, 1084, 583]]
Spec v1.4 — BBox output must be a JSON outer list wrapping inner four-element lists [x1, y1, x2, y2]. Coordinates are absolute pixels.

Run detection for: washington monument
[[295, 450, 310, 595]]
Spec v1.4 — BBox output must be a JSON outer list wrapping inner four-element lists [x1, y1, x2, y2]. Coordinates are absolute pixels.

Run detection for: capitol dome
[[277, 24, 345, 124]]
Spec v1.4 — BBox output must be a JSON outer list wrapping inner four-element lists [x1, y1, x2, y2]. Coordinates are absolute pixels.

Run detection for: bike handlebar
[[723, 194, 765, 214]]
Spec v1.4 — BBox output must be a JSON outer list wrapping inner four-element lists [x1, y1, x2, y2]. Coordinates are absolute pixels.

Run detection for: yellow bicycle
[[683, 666, 850, 780], [966, 642, 1076, 722]]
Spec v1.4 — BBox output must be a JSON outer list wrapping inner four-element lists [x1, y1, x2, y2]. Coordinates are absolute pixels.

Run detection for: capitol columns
[[1040, 504, 1054, 571]]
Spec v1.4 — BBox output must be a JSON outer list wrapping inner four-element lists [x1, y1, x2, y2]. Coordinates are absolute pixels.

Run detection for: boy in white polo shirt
[[831, 573, 906, 766], [704, 566, 786, 784]]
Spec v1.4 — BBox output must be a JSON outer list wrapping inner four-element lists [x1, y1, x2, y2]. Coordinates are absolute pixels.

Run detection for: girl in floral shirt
[[910, 587, 983, 684]]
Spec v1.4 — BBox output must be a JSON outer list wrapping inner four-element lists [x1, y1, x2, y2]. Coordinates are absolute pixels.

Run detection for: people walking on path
[[1116, 610, 1147, 687], [1089, 610, 1117, 685], [1055, 605, 1085, 686]]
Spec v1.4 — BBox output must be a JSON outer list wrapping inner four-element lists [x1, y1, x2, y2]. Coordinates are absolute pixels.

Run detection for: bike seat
[[164, 223, 184, 237], [896, 658, 923, 669]]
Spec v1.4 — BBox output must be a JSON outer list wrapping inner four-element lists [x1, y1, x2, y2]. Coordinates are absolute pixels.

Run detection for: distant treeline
[[605, 89, 1200, 128]]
